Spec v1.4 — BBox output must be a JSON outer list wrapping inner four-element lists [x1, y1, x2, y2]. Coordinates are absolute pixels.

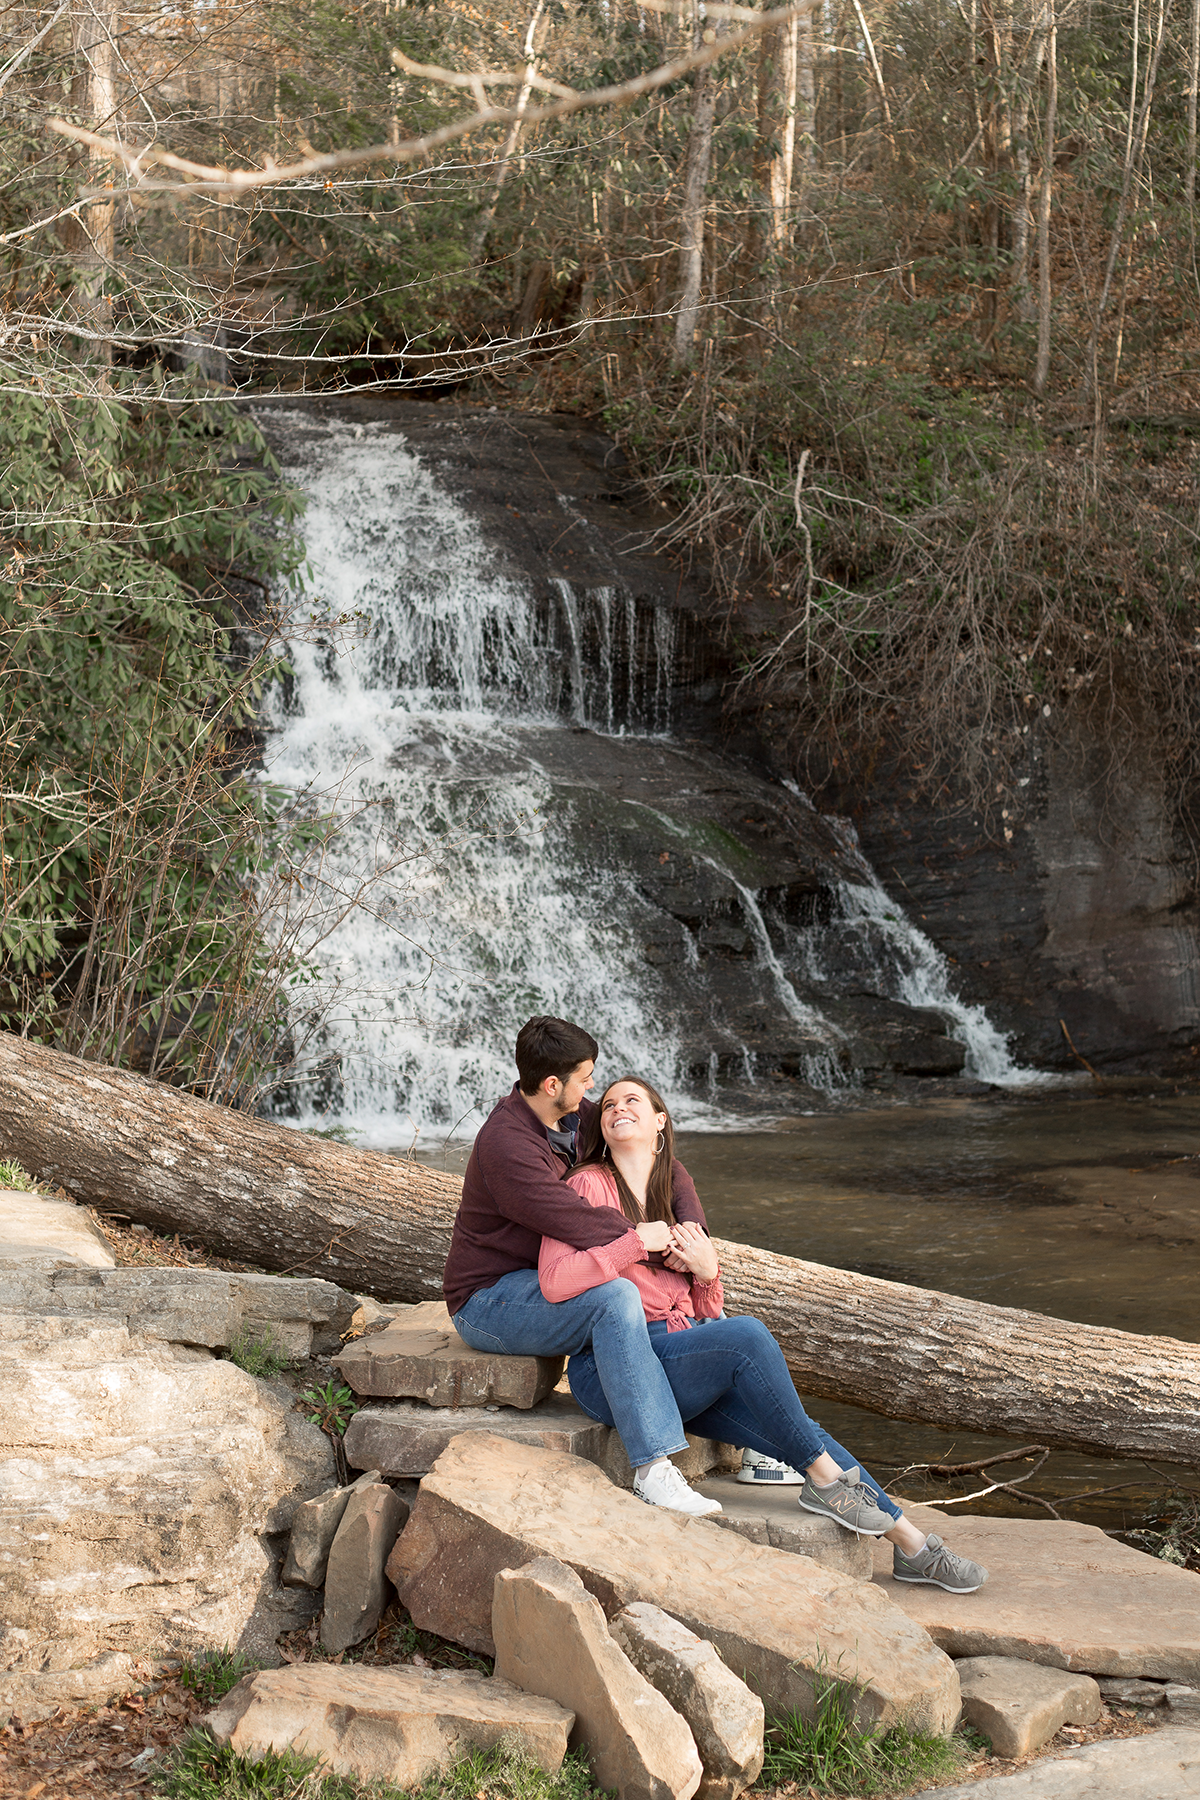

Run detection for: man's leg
[[453, 1270, 689, 1469]]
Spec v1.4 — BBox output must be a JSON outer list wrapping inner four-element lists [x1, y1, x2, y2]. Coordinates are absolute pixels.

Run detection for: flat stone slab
[[387, 1431, 960, 1735], [344, 1393, 611, 1477], [611, 1601, 764, 1800], [0, 1265, 356, 1358], [872, 1508, 1200, 1683], [334, 1302, 564, 1410], [494, 1557, 703, 1800], [955, 1656, 1100, 1759], [344, 1395, 735, 1487], [692, 1476, 873, 1580], [0, 1190, 115, 1269], [914, 1724, 1200, 1797], [1096, 1677, 1167, 1707], [207, 1662, 575, 1786]]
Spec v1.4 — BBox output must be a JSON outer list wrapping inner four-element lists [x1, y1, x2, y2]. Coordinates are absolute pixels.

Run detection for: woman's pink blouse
[[538, 1165, 724, 1330]]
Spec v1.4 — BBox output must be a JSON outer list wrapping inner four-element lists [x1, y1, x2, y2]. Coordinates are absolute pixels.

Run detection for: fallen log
[[1, 1030, 1198, 1466]]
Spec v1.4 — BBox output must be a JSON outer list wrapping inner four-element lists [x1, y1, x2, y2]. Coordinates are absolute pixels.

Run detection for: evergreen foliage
[[0, 379, 305, 1088]]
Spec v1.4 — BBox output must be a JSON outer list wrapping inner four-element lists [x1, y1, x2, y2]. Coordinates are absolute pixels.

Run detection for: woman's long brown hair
[[574, 1076, 677, 1226]]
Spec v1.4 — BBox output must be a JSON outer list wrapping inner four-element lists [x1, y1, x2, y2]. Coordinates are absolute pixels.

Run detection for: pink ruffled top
[[538, 1165, 724, 1330]]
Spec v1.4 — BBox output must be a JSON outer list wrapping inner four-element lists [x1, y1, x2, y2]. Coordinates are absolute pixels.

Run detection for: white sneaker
[[633, 1461, 723, 1517], [737, 1448, 805, 1485]]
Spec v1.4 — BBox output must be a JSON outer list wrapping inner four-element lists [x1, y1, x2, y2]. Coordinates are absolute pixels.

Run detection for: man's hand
[[635, 1219, 672, 1253]]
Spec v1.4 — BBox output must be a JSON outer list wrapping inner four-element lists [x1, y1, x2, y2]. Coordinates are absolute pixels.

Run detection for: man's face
[[554, 1059, 595, 1118]]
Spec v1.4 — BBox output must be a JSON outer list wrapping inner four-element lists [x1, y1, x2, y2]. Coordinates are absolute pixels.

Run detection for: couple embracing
[[443, 1015, 986, 1594]]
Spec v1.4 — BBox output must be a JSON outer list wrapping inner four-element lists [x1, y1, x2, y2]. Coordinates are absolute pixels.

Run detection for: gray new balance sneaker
[[796, 1466, 894, 1535], [893, 1532, 988, 1592]]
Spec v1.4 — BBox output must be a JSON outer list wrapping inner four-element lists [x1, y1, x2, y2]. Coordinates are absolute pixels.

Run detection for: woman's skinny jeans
[[568, 1311, 901, 1521]]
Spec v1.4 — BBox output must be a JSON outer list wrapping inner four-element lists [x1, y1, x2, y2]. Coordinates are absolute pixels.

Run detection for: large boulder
[[207, 1663, 575, 1785], [387, 1433, 960, 1734], [611, 1602, 764, 1800], [0, 1190, 115, 1268], [0, 1305, 334, 1720], [493, 1557, 702, 1800]]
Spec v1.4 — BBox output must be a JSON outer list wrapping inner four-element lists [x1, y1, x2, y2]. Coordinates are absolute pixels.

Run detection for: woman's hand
[[665, 1220, 720, 1283], [635, 1219, 673, 1254]]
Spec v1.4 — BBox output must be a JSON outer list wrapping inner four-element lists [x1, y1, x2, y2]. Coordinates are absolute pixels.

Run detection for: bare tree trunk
[[1087, 0, 1174, 403], [769, 18, 798, 244], [67, 0, 116, 357], [849, 0, 893, 147], [1187, 0, 1199, 275], [673, 13, 724, 366], [473, 0, 548, 256], [1034, 4, 1057, 393], [2, 1031, 1200, 1466]]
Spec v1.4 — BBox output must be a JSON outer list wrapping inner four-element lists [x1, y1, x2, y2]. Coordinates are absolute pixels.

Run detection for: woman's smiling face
[[599, 1081, 667, 1151]]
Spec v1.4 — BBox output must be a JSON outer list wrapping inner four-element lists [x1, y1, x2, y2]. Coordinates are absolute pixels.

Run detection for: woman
[[539, 1075, 987, 1594]]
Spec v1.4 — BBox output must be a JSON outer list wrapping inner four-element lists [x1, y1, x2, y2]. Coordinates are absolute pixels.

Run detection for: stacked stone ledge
[[332, 1300, 739, 1492]]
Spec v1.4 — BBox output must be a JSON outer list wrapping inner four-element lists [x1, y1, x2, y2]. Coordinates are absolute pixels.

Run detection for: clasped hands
[[634, 1217, 720, 1283]]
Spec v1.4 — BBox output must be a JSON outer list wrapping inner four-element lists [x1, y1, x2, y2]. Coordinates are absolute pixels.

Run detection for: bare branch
[[0, 0, 69, 93], [46, 2, 811, 198], [388, 48, 575, 102]]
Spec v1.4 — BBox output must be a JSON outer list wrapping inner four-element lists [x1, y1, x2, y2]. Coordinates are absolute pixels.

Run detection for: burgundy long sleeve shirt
[[442, 1084, 706, 1316]]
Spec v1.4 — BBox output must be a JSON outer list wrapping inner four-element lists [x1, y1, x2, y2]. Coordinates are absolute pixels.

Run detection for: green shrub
[[0, 1158, 35, 1191], [302, 1380, 360, 1436], [226, 1330, 290, 1380], [178, 1648, 263, 1709]]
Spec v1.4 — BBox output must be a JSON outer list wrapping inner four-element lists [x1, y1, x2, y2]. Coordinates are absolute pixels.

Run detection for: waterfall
[[260, 416, 725, 1143], [259, 413, 1036, 1143], [829, 878, 1037, 1084]]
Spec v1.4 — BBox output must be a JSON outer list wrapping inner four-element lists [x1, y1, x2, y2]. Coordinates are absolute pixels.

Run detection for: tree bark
[[67, 0, 116, 357], [673, 12, 723, 367], [1034, 5, 1057, 394], [2, 1031, 1199, 1467]]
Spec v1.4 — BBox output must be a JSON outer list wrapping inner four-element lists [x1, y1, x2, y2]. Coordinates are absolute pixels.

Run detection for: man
[[444, 1014, 720, 1516]]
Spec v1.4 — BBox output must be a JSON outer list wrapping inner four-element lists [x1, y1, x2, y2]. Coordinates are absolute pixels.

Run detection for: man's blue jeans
[[569, 1312, 901, 1520], [452, 1268, 690, 1469]]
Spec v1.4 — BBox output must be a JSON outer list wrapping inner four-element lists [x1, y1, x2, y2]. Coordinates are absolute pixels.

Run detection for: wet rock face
[[828, 727, 1200, 1073], [511, 725, 967, 1087]]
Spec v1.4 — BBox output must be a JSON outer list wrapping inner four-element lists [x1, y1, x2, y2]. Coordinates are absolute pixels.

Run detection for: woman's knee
[[722, 1314, 777, 1356]]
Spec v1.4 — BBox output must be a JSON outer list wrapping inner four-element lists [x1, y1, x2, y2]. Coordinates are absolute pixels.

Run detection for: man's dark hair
[[515, 1016, 599, 1095]]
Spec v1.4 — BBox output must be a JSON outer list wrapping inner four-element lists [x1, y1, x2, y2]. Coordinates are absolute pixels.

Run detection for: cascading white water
[[261, 416, 720, 1144], [830, 878, 1038, 1083], [261, 414, 1037, 1142]]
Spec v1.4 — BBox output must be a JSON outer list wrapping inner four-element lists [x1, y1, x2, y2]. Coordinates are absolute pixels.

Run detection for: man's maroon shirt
[[442, 1084, 706, 1316]]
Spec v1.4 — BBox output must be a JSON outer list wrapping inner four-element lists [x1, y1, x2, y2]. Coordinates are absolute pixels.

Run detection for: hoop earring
[[654, 1131, 665, 1156]]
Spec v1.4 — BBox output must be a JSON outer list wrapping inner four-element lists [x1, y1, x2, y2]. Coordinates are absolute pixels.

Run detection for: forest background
[[2, 0, 1199, 1103]]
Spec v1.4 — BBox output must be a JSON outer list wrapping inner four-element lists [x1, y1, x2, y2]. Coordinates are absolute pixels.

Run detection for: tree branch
[[47, 2, 811, 198]]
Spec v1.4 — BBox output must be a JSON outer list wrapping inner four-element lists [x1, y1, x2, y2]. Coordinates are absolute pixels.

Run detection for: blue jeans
[[568, 1312, 901, 1521], [452, 1268, 690, 1469]]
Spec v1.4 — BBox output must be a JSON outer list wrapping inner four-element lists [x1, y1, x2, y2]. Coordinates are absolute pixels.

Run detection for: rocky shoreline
[[3, 1183, 1198, 1799]]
